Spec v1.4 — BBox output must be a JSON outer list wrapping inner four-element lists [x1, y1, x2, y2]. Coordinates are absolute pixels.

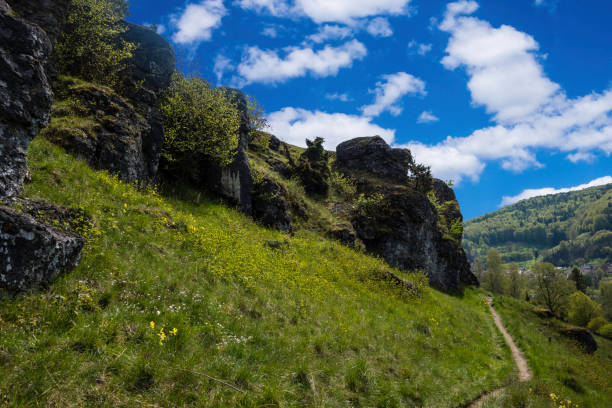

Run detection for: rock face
[[561, 328, 598, 354], [336, 136, 411, 183], [0, 0, 53, 199], [336, 136, 477, 292], [6, 0, 70, 43], [0, 205, 84, 291], [44, 78, 160, 182], [252, 177, 292, 232]]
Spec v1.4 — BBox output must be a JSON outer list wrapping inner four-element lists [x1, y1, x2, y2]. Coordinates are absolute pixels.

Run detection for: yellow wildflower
[[150, 321, 155, 329], [170, 328, 178, 336]]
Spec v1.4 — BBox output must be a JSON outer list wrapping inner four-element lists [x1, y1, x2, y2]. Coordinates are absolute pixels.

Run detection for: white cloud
[[395, 1, 612, 183], [326, 92, 351, 102], [307, 25, 353, 43], [235, 40, 367, 85], [268, 107, 395, 150], [171, 0, 227, 45], [261, 26, 278, 38], [237, 0, 412, 24], [361, 72, 426, 117], [408, 40, 432, 56], [213, 54, 232, 83], [417, 111, 439, 123], [366, 17, 393, 37], [500, 176, 612, 206], [156, 25, 166, 35]]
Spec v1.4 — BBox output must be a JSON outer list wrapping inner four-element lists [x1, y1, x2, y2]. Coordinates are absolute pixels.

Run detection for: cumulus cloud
[[325, 92, 351, 102], [366, 17, 393, 37], [235, 40, 367, 85], [268, 107, 395, 150], [500, 176, 612, 206], [261, 26, 278, 37], [396, 1, 612, 183], [237, 0, 411, 24], [171, 0, 227, 45], [306, 25, 354, 43], [213, 54, 232, 82], [408, 40, 432, 56], [417, 111, 439, 123], [361, 72, 426, 117]]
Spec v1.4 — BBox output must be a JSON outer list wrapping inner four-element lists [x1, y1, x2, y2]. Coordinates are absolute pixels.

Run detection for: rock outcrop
[[336, 136, 477, 292], [252, 177, 292, 232], [6, 0, 70, 44], [43, 78, 160, 182], [0, 205, 84, 291], [560, 328, 598, 354], [0, 0, 83, 292], [0, 0, 53, 200]]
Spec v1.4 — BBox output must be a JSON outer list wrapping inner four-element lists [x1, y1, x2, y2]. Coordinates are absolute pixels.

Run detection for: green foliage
[[506, 262, 525, 299], [408, 159, 433, 194], [463, 183, 612, 266], [356, 193, 387, 219], [245, 95, 269, 139], [600, 281, 612, 320], [599, 323, 612, 339], [569, 267, 587, 293], [0, 138, 518, 407], [482, 249, 506, 294], [587, 316, 608, 333], [160, 71, 241, 170], [296, 137, 330, 196], [567, 291, 602, 327], [533, 262, 575, 317], [55, 0, 136, 87], [330, 172, 357, 201]]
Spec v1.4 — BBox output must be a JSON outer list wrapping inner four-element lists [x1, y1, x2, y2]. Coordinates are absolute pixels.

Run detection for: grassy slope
[[0, 139, 515, 407], [480, 295, 612, 408]]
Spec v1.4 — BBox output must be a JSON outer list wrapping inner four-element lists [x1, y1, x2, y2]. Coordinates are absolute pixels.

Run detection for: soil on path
[[468, 297, 532, 408]]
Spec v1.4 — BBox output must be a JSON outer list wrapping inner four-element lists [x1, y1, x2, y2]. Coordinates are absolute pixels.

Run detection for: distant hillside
[[463, 184, 612, 266]]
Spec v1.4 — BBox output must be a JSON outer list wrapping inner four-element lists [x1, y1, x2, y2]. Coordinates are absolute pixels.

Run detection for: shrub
[[587, 316, 608, 333], [330, 172, 357, 201], [567, 291, 602, 327], [357, 193, 387, 219], [56, 0, 136, 87], [296, 137, 330, 196], [160, 72, 241, 172], [599, 323, 612, 340]]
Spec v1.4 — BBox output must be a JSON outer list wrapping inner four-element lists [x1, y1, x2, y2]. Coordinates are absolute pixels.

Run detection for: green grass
[[0, 138, 517, 407], [484, 295, 612, 407]]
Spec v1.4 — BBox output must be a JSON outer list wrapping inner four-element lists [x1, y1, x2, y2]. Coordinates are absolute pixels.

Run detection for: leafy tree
[[407, 156, 432, 194], [569, 267, 587, 293], [507, 262, 524, 299], [568, 291, 602, 327], [160, 72, 240, 173], [482, 249, 505, 294], [56, 0, 136, 86], [600, 281, 612, 320], [533, 262, 575, 317], [296, 137, 330, 196], [587, 316, 608, 333]]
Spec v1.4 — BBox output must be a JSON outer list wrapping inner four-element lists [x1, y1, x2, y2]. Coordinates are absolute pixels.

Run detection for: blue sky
[[127, 0, 612, 219]]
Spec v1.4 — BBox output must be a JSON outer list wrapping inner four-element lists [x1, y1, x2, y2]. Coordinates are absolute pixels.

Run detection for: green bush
[[568, 291, 602, 327], [330, 172, 357, 201], [587, 316, 608, 333], [296, 137, 330, 196], [599, 323, 612, 339], [56, 0, 136, 87], [160, 72, 241, 171], [357, 193, 387, 219]]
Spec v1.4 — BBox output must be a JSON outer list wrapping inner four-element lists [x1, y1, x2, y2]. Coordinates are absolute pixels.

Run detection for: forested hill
[[463, 183, 612, 266]]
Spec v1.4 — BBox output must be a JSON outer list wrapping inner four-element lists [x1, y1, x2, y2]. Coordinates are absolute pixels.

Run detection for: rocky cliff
[[0, 0, 83, 291]]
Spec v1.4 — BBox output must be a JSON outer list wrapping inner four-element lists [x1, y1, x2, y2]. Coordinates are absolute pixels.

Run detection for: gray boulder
[[336, 136, 411, 183], [0, 0, 53, 199], [1, 205, 84, 291]]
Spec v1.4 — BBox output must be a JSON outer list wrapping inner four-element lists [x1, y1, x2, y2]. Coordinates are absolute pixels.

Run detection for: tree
[[569, 267, 587, 293], [568, 291, 602, 327], [56, 0, 136, 86], [533, 262, 575, 317], [507, 262, 524, 299], [482, 249, 505, 294], [600, 281, 612, 320], [296, 137, 330, 196], [160, 71, 241, 172]]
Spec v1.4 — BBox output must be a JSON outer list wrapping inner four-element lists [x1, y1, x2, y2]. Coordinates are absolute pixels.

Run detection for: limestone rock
[[252, 177, 292, 232], [0, 204, 84, 291], [336, 136, 411, 183], [43, 79, 158, 182], [0, 0, 53, 199], [7, 0, 70, 43]]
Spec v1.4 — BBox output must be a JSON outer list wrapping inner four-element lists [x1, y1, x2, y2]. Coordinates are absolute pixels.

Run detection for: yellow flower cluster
[[550, 392, 579, 408], [149, 321, 178, 345]]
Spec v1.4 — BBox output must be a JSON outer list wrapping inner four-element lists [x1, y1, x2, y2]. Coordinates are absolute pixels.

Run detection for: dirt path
[[468, 297, 531, 408]]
